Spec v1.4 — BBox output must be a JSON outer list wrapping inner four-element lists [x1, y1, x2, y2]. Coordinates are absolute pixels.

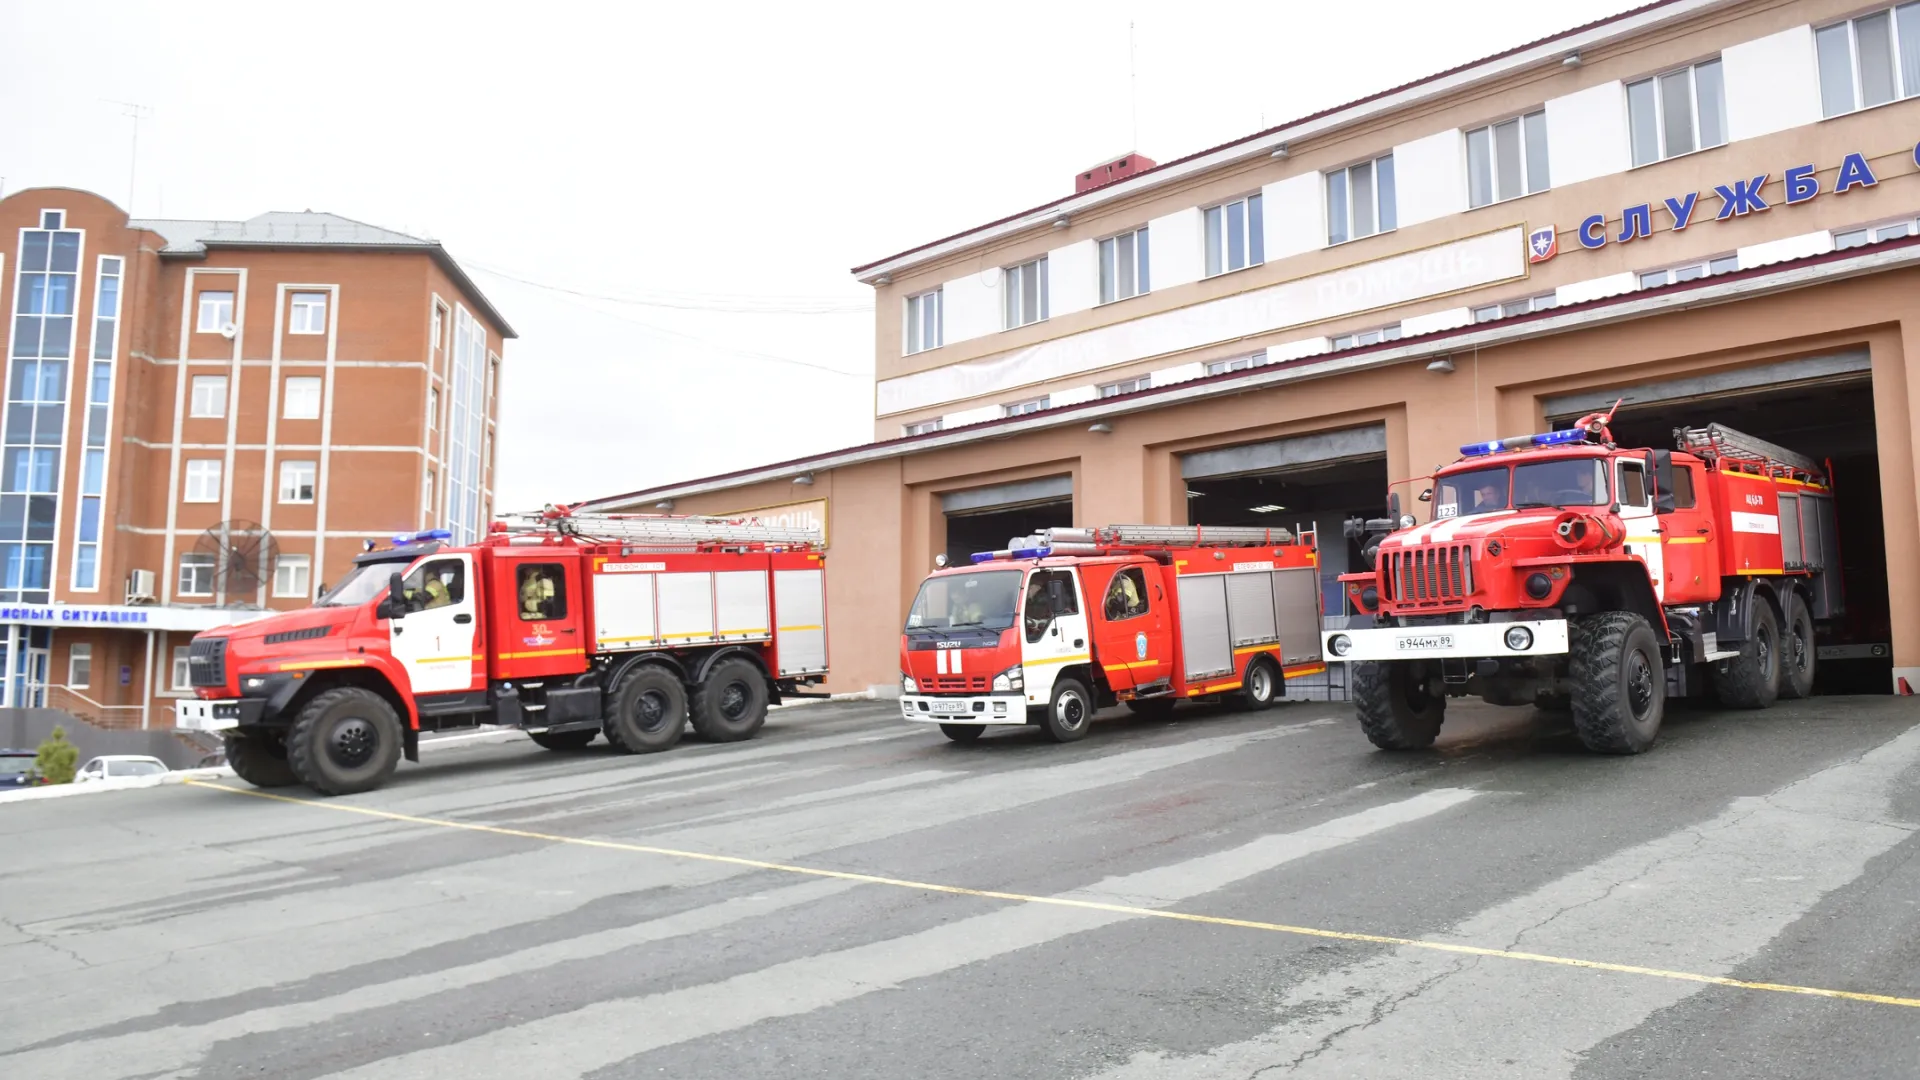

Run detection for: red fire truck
[[176, 509, 829, 795], [1324, 415, 1840, 755], [899, 524, 1325, 742]]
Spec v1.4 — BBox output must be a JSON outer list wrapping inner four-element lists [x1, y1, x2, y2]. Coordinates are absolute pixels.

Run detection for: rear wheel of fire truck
[[527, 729, 598, 751], [1353, 661, 1444, 750], [1711, 598, 1782, 710], [1778, 591, 1817, 701], [285, 688, 404, 796], [604, 665, 687, 754], [1239, 657, 1281, 711], [223, 730, 298, 788], [1039, 677, 1094, 743], [690, 657, 770, 742], [939, 723, 984, 743], [1569, 612, 1665, 755]]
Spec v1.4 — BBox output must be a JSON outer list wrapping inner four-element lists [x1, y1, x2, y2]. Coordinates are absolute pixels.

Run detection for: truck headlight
[[902, 674, 916, 693], [1329, 634, 1353, 657], [992, 666, 1024, 692], [242, 676, 268, 693], [1505, 626, 1534, 651]]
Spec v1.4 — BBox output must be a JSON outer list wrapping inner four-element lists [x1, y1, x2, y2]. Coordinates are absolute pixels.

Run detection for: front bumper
[[1322, 619, 1570, 663], [900, 693, 1029, 726], [175, 697, 266, 732]]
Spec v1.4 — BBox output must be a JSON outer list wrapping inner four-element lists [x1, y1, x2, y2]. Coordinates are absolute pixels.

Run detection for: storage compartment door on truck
[[391, 552, 482, 694], [1020, 567, 1089, 705], [488, 551, 587, 680], [1614, 455, 1665, 602], [1086, 562, 1171, 691]]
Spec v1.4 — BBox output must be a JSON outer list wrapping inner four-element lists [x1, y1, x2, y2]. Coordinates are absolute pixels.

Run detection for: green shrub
[[34, 725, 78, 785]]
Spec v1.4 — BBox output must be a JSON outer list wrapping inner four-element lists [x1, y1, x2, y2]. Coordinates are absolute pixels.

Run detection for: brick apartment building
[[0, 187, 513, 726]]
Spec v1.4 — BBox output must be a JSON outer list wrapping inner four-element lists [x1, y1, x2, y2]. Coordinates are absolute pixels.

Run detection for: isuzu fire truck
[[1324, 413, 1841, 756], [177, 509, 829, 795], [900, 524, 1325, 742]]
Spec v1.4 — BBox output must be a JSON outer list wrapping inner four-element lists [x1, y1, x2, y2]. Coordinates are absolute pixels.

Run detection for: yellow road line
[[179, 779, 1920, 1012]]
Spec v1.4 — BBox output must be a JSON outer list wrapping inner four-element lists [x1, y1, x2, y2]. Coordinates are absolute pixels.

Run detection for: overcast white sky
[[2, 0, 1643, 512]]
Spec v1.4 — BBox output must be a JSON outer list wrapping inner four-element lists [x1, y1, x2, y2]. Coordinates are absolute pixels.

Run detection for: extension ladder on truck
[[497, 505, 823, 549]]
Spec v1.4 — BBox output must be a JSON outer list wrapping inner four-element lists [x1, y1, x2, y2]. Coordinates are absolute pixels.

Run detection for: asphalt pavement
[[3, 692, 1919, 1079]]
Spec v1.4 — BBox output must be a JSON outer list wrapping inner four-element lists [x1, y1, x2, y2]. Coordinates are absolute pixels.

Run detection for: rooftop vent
[[1075, 153, 1156, 194]]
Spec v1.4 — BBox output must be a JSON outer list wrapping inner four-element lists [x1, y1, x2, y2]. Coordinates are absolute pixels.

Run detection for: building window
[[1003, 396, 1048, 417], [1205, 195, 1264, 276], [1100, 228, 1151, 303], [444, 310, 489, 543], [9, 216, 82, 605], [171, 645, 192, 689], [273, 554, 311, 598], [423, 468, 435, 514], [1817, 6, 1920, 117], [183, 459, 222, 503], [196, 291, 234, 333], [1467, 111, 1549, 208], [279, 460, 316, 504], [68, 643, 91, 689], [1472, 292, 1559, 322], [1834, 218, 1917, 248], [40, 210, 65, 229], [1205, 354, 1262, 376], [1327, 156, 1396, 245], [432, 302, 447, 352], [483, 433, 492, 477], [1099, 376, 1150, 397], [1331, 325, 1405, 350], [905, 289, 943, 354], [1003, 258, 1049, 329], [1627, 59, 1726, 167], [283, 376, 322, 419], [428, 386, 439, 429], [1638, 255, 1740, 290], [177, 553, 214, 597], [74, 254, 122, 593], [903, 419, 943, 437], [289, 291, 328, 335], [189, 375, 228, 418]]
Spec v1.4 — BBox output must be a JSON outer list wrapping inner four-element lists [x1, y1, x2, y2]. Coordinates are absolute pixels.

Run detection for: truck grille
[[187, 637, 228, 689], [1387, 544, 1475, 607], [928, 675, 988, 692]]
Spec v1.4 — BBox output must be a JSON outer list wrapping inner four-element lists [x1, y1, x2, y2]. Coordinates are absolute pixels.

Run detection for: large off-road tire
[[528, 728, 598, 751], [1569, 612, 1666, 755], [1353, 660, 1444, 750], [603, 665, 687, 754], [939, 723, 984, 743], [689, 657, 769, 742], [1124, 698, 1177, 720], [1239, 657, 1281, 711], [1038, 677, 1094, 743], [1712, 597, 1781, 710], [224, 730, 298, 789], [285, 688, 404, 796], [1778, 591, 1817, 701]]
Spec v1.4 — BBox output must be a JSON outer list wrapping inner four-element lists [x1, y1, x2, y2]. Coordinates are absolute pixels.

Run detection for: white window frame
[[188, 374, 228, 418], [278, 460, 316, 504], [196, 291, 234, 334], [1466, 110, 1550, 208], [1204, 195, 1264, 277], [1330, 325, 1405, 350], [1205, 355, 1257, 376], [1816, 5, 1920, 118], [1833, 216, 1918, 249], [1003, 396, 1049, 417], [183, 459, 222, 503], [289, 291, 329, 335], [177, 554, 214, 598], [905, 288, 943, 355], [1003, 258, 1049, 329], [423, 468, 435, 514], [1638, 254, 1740, 290], [273, 554, 312, 598], [68, 643, 91, 689], [432, 302, 448, 352], [1626, 59, 1727, 167], [1098, 375, 1150, 398], [1099, 227, 1152, 303], [171, 645, 192, 689], [1472, 292, 1560, 323], [903, 419, 943, 437], [428, 386, 439, 430], [1326, 156, 1397, 246], [283, 376, 322, 419]]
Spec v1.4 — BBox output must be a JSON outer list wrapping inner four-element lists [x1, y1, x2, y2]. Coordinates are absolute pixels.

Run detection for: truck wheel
[[528, 729, 598, 751], [1353, 661, 1444, 750], [1039, 677, 1094, 743], [1570, 612, 1665, 754], [1124, 698, 1177, 720], [604, 665, 686, 753], [1712, 598, 1781, 710], [939, 723, 984, 743], [690, 657, 769, 742], [224, 731, 297, 789], [285, 688, 404, 796], [1778, 592, 1817, 701], [1239, 657, 1281, 711]]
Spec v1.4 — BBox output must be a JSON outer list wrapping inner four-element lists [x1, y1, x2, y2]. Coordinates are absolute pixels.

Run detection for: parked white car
[[74, 755, 170, 783]]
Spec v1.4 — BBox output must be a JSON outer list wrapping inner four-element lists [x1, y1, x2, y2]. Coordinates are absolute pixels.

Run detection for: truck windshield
[[905, 570, 1023, 632], [315, 564, 395, 608], [1436, 458, 1610, 518]]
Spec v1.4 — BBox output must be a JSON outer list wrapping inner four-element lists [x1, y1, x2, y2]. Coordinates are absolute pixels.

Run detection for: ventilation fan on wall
[[194, 520, 280, 597]]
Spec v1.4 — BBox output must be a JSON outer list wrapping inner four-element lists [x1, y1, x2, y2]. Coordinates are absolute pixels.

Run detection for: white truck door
[[1616, 457, 1665, 603], [1019, 568, 1089, 706], [389, 553, 478, 694]]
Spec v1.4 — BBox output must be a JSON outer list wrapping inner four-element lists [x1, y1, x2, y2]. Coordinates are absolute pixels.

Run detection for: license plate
[[929, 700, 970, 715], [1396, 634, 1454, 652]]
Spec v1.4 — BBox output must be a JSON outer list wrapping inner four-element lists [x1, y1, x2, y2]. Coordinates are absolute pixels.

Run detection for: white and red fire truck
[[899, 524, 1326, 742], [177, 508, 829, 795], [1325, 416, 1842, 755]]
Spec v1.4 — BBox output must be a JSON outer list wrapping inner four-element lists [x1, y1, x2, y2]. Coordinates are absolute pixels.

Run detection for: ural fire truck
[[1324, 413, 1840, 755], [900, 524, 1325, 742], [177, 508, 829, 795]]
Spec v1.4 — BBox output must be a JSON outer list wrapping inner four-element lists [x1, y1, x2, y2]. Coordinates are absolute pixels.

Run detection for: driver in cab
[[1470, 477, 1507, 514]]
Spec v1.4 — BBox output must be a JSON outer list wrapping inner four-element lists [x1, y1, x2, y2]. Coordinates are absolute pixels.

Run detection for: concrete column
[[1883, 325, 1920, 692], [1077, 444, 1148, 527]]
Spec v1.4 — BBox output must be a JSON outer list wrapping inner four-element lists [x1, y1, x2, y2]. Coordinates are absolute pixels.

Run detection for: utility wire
[[467, 261, 873, 315]]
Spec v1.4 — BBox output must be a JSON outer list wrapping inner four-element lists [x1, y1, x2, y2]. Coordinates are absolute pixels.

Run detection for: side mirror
[[1650, 450, 1677, 514], [1419, 487, 1433, 502], [1047, 578, 1069, 615], [385, 572, 407, 618], [1387, 492, 1402, 521]]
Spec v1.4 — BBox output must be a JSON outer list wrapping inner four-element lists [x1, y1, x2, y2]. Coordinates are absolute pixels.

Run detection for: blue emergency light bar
[[969, 546, 1052, 563], [1460, 428, 1592, 457], [390, 528, 454, 545]]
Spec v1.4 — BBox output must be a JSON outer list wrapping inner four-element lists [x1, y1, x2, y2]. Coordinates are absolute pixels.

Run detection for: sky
[[1, 0, 1647, 512]]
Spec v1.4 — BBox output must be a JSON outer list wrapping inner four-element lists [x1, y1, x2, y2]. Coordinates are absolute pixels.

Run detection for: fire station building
[[587, 0, 1920, 698], [0, 188, 512, 726]]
